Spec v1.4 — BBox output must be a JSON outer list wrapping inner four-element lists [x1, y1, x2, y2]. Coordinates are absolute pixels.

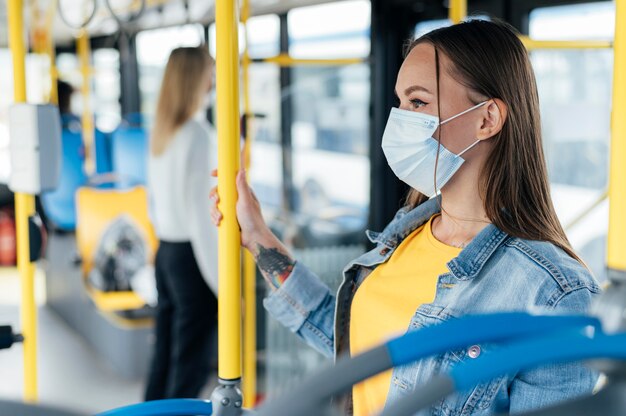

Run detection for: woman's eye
[[410, 99, 427, 108]]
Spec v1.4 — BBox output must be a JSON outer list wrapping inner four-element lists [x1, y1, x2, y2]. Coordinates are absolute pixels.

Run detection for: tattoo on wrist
[[255, 244, 295, 288]]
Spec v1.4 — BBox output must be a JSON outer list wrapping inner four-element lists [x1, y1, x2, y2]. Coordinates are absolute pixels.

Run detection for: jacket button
[[468, 345, 481, 359], [379, 247, 390, 255]]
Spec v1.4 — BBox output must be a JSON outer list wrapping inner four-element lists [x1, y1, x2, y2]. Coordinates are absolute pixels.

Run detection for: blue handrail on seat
[[97, 399, 213, 416]]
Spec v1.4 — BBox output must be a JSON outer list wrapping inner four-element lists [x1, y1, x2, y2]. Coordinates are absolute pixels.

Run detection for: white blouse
[[147, 117, 218, 294]]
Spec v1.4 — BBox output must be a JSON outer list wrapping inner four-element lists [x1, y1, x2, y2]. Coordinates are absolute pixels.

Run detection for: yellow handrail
[[261, 54, 364, 66], [608, 0, 626, 273], [241, 0, 257, 407], [8, 0, 38, 402], [216, 0, 242, 382], [77, 30, 95, 175], [520, 36, 612, 50]]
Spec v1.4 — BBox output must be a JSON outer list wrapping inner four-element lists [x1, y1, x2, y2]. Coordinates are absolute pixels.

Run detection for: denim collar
[[366, 197, 510, 281]]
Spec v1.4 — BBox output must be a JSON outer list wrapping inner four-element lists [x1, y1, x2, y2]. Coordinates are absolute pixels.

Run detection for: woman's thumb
[[235, 169, 250, 197]]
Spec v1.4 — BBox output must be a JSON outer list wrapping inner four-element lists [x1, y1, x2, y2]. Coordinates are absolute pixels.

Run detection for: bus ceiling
[[0, 0, 342, 48]]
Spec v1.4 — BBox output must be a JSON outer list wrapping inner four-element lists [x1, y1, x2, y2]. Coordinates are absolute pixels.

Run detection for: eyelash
[[395, 97, 428, 109], [410, 99, 427, 108]]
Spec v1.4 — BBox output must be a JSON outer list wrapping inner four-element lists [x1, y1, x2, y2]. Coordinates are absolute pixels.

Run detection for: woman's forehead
[[398, 43, 467, 97], [397, 43, 438, 92]]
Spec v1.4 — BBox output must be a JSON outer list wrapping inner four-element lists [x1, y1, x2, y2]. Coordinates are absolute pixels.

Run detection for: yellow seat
[[75, 186, 158, 312]]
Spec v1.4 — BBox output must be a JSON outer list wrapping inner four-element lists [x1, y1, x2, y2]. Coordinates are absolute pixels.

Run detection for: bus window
[[285, 0, 371, 248], [137, 24, 205, 120], [414, 16, 489, 39], [93, 49, 121, 133], [415, 19, 451, 38], [248, 14, 280, 58], [530, 1, 614, 282], [243, 15, 281, 210], [247, 63, 282, 210], [56, 50, 119, 133], [530, 2, 614, 40], [288, 0, 370, 58], [289, 63, 370, 228]]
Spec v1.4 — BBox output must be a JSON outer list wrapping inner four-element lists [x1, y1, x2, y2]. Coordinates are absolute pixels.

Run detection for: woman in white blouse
[[145, 46, 218, 400]]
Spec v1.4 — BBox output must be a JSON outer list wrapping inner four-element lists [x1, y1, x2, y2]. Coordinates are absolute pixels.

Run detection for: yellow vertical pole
[[48, 39, 59, 105], [216, 0, 242, 382], [449, 0, 467, 24], [46, 0, 58, 105], [240, 0, 257, 407], [8, 0, 38, 402], [77, 30, 95, 174], [608, 0, 626, 274], [30, 0, 58, 104]]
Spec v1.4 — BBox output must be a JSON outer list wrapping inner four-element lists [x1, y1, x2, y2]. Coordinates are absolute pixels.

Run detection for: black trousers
[[144, 241, 218, 400]]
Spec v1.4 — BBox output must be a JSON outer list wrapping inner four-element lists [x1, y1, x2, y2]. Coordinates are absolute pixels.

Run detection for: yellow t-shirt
[[350, 215, 461, 416]]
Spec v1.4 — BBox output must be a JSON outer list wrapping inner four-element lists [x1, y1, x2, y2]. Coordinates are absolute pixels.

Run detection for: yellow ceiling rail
[[240, 0, 258, 408], [449, 0, 467, 24], [8, 0, 39, 402], [608, 0, 626, 274], [260, 54, 365, 66], [520, 36, 612, 50], [216, 0, 242, 382]]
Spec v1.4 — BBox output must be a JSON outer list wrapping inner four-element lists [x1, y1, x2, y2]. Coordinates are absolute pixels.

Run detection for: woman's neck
[[432, 168, 491, 248]]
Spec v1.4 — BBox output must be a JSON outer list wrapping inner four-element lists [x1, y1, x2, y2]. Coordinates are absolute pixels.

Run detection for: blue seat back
[[95, 129, 113, 174], [111, 118, 148, 187], [41, 126, 88, 230]]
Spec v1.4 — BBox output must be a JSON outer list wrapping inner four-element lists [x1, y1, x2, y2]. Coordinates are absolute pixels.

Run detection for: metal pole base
[[210, 379, 247, 416]]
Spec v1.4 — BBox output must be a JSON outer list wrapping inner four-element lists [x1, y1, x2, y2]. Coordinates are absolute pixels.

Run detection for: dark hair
[[57, 80, 74, 114], [405, 19, 581, 263]]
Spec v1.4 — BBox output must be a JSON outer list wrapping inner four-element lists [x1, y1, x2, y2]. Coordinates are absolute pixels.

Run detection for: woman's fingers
[[209, 185, 222, 226], [211, 169, 218, 177], [209, 186, 220, 203], [210, 205, 223, 226]]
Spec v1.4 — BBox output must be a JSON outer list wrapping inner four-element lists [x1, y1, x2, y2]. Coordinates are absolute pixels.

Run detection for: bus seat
[[41, 127, 88, 231], [75, 186, 158, 312], [95, 130, 113, 174], [111, 120, 148, 186]]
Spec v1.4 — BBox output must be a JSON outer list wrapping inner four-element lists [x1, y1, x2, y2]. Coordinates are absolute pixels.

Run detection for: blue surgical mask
[[381, 101, 487, 197]]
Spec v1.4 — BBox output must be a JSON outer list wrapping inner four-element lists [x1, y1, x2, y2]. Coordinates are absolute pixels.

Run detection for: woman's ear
[[477, 99, 507, 141]]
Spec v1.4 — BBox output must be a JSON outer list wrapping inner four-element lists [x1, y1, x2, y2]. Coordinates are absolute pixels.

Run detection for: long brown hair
[[151, 46, 213, 155], [405, 19, 581, 263]]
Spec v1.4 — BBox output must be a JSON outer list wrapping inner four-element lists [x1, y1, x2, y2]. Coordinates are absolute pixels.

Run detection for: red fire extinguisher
[[0, 209, 16, 266]]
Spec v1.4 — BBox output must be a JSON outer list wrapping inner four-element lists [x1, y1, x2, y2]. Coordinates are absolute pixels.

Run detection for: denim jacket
[[264, 198, 601, 415]]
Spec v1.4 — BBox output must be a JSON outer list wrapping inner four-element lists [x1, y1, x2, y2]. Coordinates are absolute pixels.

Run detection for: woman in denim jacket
[[211, 19, 600, 415]]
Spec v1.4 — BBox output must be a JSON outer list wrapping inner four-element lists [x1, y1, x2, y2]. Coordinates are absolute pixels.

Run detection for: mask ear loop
[[440, 101, 488, 125]]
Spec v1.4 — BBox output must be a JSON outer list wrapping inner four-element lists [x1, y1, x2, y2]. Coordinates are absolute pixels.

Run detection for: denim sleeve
[[508, 287, 600, 414], [263, 261, 336, 358]]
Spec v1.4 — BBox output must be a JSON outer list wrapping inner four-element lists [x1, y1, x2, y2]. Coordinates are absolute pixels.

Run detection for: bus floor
[[0, 266, 144, 414]]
